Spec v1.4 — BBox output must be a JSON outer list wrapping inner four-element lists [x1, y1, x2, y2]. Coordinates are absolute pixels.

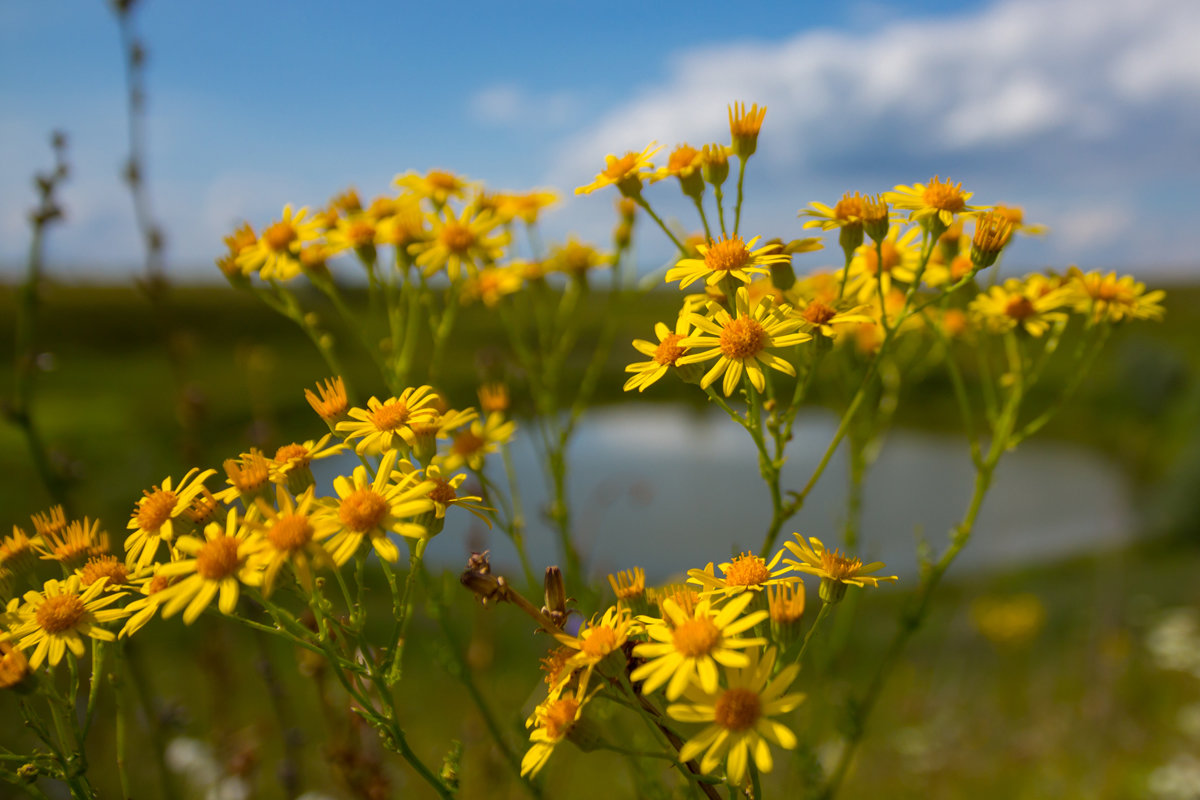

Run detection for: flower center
[[580, 626, 618, 659], [672, 617, 721, 657], [227, 453, 271, 492], [834, 192, 865, 221], [922, 177, 966, 212], [428, 479, 458, 506], [369, 400, 410, 431], [263, 221, 297, 252], [440, 223, 475, 254], [820, 548, 863, 581], [346, 220, 375, 247], [426, 170, 459, 192], [274, 443, 311, 466], [723, 553, 771, 586], [1004, 296, 1037, 320], [714, 687, 762, 732], [668, 145, 700, 173], [196, 537, 240, 580], [719, 317, 767, 360], [704, 236, 752, 273], [801, 302, 837, 326], [268, 514, 313, 551], [864, 241, 899, 274], [80, 556, 128, 588], [1094, 281, 1130, 303], [543, 698, 579, 741], [147, 574, 172, 594], [453, 431, 486, 456], [604, 153, 639, 180], [136, 488, 177, 532], [339, 488, 388, 532], [36, 594, 86, 634], [654, 333, 687, 366]]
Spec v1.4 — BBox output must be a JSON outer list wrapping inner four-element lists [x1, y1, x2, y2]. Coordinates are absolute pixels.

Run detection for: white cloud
[[467, 83, 581, 129], [540, 0, 1200, 272]]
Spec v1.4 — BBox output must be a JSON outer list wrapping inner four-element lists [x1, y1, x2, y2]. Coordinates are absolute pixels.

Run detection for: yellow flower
[[607, 567, 646, 604], [993, 204, 1048, 236], [322, 451, 434, 565], [728, 102, 767, 159], [496, 189, 559, 224], [152, 509, 264, 624], [376, 197, 427, 250], [623, 315, 696, 393], [841, 224, 922, 305], [269, 435, 346, 495], [632, 592, 768, 700], [1, 526, 42, 575], [30, 504, 69, 540], [969, 277, 1070, 337], [520, 681, 602, 778], [11, 576, 128, 668], [126, 468, 218, 569], [887, 176, 978, 230], [575, 142, 660, 197], [36, 517, 110, 569], [250, 486, 338, 597], [477, 382, 509, 414], [969, 210, 1014, 269], [324, 214, 382, 257], [235, 204, 320, 280], [687, 550, 797, 598], [677, 287, 811, 397], [790, 299, 875, 339], [799, 192, 870, 232], [554, 605, 636, 692], [547, 237, 610, 278], [782, 534, 897, 603], [337, 387, 441, 455], [438, 412, 516, 472], [667, 647, 803, 785], [76, 555, 131, 593], [305, 376, 350, 428], [409, 204, 507, 280], [394, 168, 472, 206], [1066, 267, 1165, 323], [461, 265, 523, 307], [214, 448, 273, 506], [665, 235, 790, 289], [971, 593, 1045, 647], [652, 143, 706, 197], [396, 462, 491, 530], [0, 638, 31, 689]]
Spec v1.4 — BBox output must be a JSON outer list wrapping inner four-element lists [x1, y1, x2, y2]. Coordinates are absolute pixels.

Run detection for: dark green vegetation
[[1, 279, 1199, 797]]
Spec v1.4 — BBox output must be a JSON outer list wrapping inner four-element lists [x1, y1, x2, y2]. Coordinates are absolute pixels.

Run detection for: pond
[[321, 405, 1136, 583]]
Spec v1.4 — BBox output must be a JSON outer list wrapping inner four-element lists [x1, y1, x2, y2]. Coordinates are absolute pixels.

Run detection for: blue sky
[[3, 0, 1199, 281]]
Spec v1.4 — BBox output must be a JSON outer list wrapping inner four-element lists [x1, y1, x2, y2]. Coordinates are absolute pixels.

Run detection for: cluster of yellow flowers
[[510, 535, 896, 784], [0, 378, 516, 676]]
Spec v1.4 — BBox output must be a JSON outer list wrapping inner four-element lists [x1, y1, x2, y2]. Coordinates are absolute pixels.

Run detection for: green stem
[[692, 195, 713, 241], [714, 185, 728, 237], [732, 158, 748, 236], [386, 538, 427, 685], [796, 601, 833, 666], [633, 195, 687, 254]]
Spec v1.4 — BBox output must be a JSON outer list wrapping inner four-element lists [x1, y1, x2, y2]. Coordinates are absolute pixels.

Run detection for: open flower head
[[409, 204, 508, 280], [337, 386, 441, 455], [321, 451, 435, 565], [150, 508, 263, 624], [270, 435, 345, 495], [250, 486, 339, 597], [687, 550, 797, 598], [1066, 267, 1165, 323], [887, 176, 979, 230], [438, 412, 516, 472], [394, 168, 472, 206], [841, 224, 922, 305], [969, 277, 1071, 337], [623, 314, 696, 393], [677, 287, 811, 397], [521, 681, 602, 778], [665, 235, 790, 289], [632, 591, 768, 700], [36, 517, 110, 569], [10, 576, 128, 668], [668, 646, 803, 785], [126, 468, 218, 569], [783, 534, 897, 603], [235, 204, 320, 281], [575, 142, 660, 197], [554, 605, 636, 692]]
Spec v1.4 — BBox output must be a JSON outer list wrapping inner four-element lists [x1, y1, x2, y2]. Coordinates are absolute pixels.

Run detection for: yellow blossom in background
[[687, 550, 796, 598], [394, 168, 471, 206], [969, 278, 1071, 337], [783, 534, 897, 603], [668, 647, 803, 785], [305, 376, 350, 428], [438, 412, 516, 472], [608, 567, 646, 604], [410, 204, 507, 280], [152, 509, 263, 624], [665, 235, 790, 289], [461, 265, 523, 307], [521, 682, 601, 778], [214, 448, 273, 506], [376, 197, 427, 251], [0, 638, 31, 689], [337, 386, 441, 455], [548, 237, 610, 278], [496, 189, 558, 224], [678, 287, 811, 397], [800, 191, 869, 232], [971, 593, 1046, 647], [2, 526, 42, 575], [653, 143, 706, 197], [325, 214, 382, 256], [250, 486, 338, 597], [30, 505, 69, 540], [993, 204, 1048, 235], [790, 299, 874, 339], [36, 517, 109, 568], [126, 468, 218, 569], [632, 592, 768, 700], [623, 315, 696, 393], [235, 204, 320, 281], [728, 101, 767, 159], [575, 142, 660, 197], [887, 176, 978, 230], [477, 382, 509, 414], [842, 224, 922, 304], [321, 451, 434, 565], [1066, 267, 1166, 323], [11, 576, 128, 668], [270, 435, 345, 494]]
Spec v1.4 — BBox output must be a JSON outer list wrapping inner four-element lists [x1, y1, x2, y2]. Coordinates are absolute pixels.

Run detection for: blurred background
[[3, 0, 1200, 797]]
